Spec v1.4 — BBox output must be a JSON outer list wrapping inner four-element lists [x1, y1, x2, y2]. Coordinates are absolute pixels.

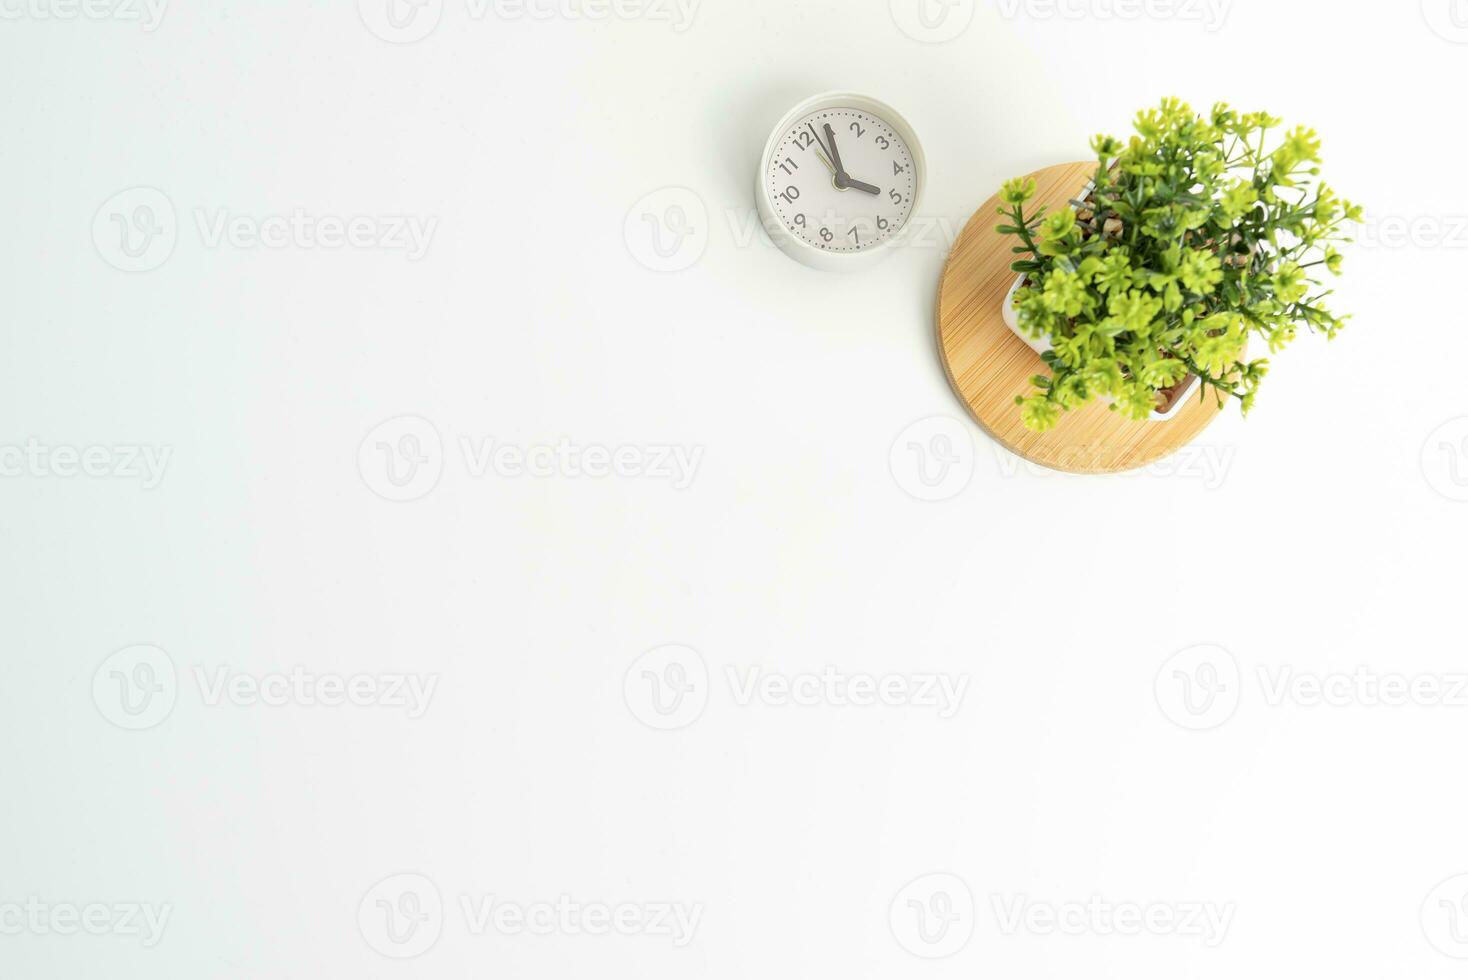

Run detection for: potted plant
[[995, 98, 1362, 431]]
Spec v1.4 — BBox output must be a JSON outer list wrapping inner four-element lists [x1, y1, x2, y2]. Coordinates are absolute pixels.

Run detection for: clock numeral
[[847, 227, 861, 246], [889, 190, 903, 206], [849, 122, 866, 138], [777, 157, 799, 175], [793, 214, 807, 227], [819, 227, 833, 243], [796, 131, 814, 150], [875, 135, 890, 150], [877, 216, 890, 231], [778, 185, 801, 205], [892, 160, 905, 176]]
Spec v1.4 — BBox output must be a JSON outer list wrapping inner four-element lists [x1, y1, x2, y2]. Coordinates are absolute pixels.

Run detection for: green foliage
[[995, 98, 1362, 432]]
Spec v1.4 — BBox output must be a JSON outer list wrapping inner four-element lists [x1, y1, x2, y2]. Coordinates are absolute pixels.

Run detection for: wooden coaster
[[935, 161, 1228, 474]]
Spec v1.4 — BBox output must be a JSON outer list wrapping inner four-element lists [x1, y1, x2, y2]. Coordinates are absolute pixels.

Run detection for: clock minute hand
[[822, 124, 879, 194], [823, 124, 847, 178]]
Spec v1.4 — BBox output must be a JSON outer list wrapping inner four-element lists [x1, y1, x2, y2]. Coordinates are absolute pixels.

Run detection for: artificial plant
[[996, 98, 1362, 431]]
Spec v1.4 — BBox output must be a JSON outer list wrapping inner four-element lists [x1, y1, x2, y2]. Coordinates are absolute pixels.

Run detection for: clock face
[[765, 107, 918, 253]]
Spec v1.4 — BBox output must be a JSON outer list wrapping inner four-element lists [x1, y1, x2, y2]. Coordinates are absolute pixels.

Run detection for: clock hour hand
[[843, 177, 881, 195]]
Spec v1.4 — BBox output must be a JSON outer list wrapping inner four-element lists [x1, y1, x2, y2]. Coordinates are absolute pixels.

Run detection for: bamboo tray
[[935, 161, 1228, 474]]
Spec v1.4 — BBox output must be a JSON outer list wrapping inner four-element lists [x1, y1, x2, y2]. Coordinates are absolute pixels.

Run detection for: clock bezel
[[756, 92, 928, 273]]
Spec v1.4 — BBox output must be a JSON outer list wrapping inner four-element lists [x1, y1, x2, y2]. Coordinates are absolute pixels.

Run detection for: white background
[[3, 0, 1467, 977]]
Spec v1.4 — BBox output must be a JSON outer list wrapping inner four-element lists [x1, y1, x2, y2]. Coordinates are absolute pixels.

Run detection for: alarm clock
[[756, 92, 927, 272]]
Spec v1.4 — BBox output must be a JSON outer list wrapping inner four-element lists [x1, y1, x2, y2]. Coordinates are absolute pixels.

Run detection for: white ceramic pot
[[1001, 272, 1199, 422]]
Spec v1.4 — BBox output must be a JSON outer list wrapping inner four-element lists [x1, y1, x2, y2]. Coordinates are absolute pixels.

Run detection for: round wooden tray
[[935, 161, 1227, 474]]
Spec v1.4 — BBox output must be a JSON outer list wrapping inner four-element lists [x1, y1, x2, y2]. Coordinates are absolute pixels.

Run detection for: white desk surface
[[3, 2, 1466, 976]]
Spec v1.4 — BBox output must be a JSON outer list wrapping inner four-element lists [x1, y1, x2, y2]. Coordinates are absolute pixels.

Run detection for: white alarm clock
[[756, 92, 927, 272]]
